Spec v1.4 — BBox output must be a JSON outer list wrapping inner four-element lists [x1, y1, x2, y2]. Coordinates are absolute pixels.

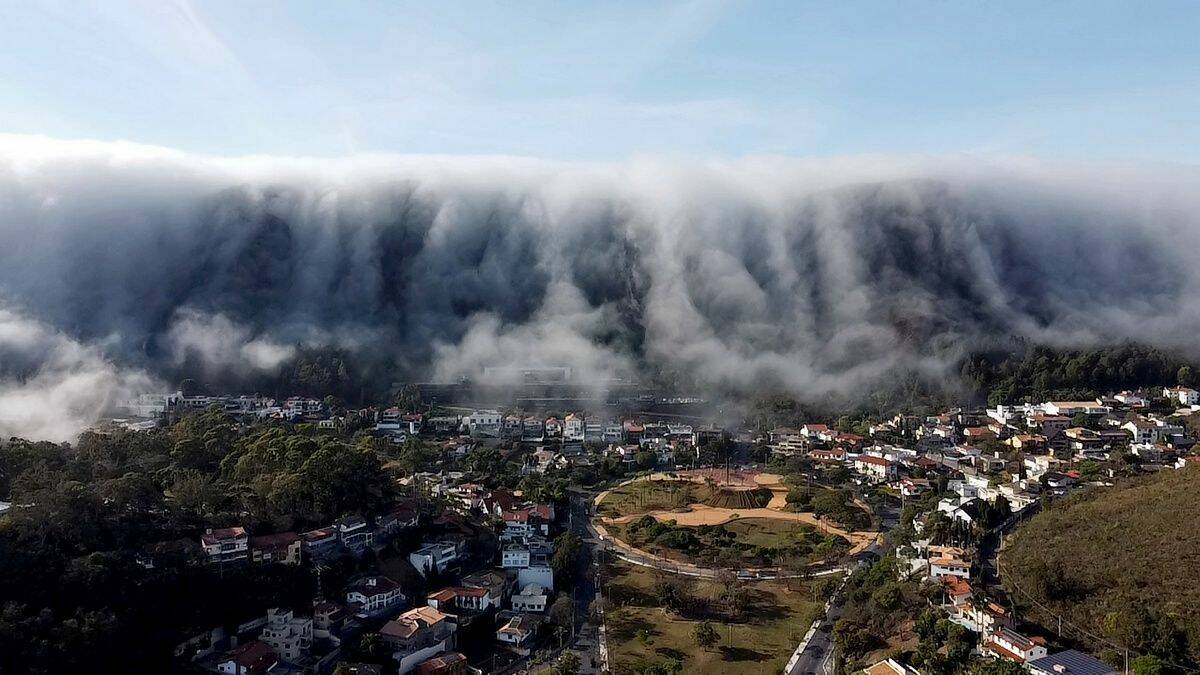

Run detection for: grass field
[[597, 479, 715, 518], [608, 515, 847, 569], [604, 561, 822, 675]]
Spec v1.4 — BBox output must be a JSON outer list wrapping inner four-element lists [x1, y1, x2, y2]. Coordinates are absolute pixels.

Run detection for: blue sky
[[2, 0, 1198, 160]]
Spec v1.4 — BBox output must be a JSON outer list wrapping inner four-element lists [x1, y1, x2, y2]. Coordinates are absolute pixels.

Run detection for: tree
[[1131, 655, 1163, 675], [970, 659, 1026, 675], [551, 532, 583, 585], [693, 621, 719, 651], [550, 651, 581, 675], [548, 594, 574, 630]]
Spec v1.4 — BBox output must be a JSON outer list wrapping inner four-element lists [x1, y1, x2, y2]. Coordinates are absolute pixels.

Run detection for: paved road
[[567, 493, 603, 673]]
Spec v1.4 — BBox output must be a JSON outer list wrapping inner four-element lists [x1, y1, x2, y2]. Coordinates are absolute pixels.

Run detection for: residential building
[[415, 651, 475, 675], [301, 527, 339, 559], [248, 532, 302, 566], [517, 565, 554, 592], [1027, 650, 1117, 675], [985, 627, 1048, 664], [258, 608, 313, 663], [345, 575, 405, 618], [216, 640, 277, 675], [467, 410, 501, 437], [863, 658, 921, 675], [461, 570, 512, 607], [380, 606, 457, 675], [1164, 386, 1200, 406], [335, 515, 375, 554], [201, 527, 249, 566], [853, 454, 897, 482], [426, 586, 494, 614], [511, 584, 548, 612], [563, 414, 584, 441], [495, 614, 539, 655], [410, 540, 462, 577]]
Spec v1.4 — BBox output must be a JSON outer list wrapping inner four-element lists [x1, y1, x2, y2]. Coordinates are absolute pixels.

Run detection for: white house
[[985, 627, 1048, 664], [467, 410, 501, 437], [511, 583, 548, 612], [345, 575, 405, 617], [563, 414, 584, 441], [853, 454, 897, 482], [1164, 386, 1200, 406]]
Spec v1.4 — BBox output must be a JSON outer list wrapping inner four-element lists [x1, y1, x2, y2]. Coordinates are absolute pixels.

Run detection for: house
[[345, 575, 405, 618], [584, 420, 604, 441], [410, 540, 462, 577], [511, 583, 548, 612], [248, 532, 302, 566], [378, 505, 420, 537], [1164, 386, 1200, 406], [496, 614, 540, 655], [1027, 414, 1071, 440], [927, 545, 972, 580], [466, 410, 501, 437], [853, 454, 897, 482], [427, 586, 494, 614], [258, 608, 313, 663], [810, 448, 847, 463], [1009, 434, 1046, 452], [985, 627, 1048, 664], [863, 658, 921, 675], [951, 597, 1011, 634], [768, 427, 806, 455], [415, 651, 475, 675], [1041, 402, 1110, 417], [626, 421, 648, 444], [897, 478, 931, 497], [544, 417, 562, 437], [1027, 650, 1117, 675], [517, 565, 554, 592], [461, 570, 512, 607], [301, 527, 339, 559], [312, 600, 347, 642], [563, 414, 584, 441], [380, 606, 457, 675], [201, 527, 249, 566], [335, 515, 375, 554], [216, 640, 277, 675]]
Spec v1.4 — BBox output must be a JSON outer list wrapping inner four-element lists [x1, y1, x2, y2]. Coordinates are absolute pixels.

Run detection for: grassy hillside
[[1002, 467, 1200, 667]]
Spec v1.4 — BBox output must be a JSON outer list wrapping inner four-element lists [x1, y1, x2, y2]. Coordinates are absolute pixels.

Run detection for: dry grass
[[604, 561, 822, 675]]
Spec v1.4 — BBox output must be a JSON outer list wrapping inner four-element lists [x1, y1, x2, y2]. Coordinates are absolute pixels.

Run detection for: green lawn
[[608, 516, 848, 568], [604, 562, 822, 675]]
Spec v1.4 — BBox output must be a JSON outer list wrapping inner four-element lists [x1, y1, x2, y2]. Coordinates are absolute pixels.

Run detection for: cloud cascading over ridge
[[1, 134, 1199, 440]]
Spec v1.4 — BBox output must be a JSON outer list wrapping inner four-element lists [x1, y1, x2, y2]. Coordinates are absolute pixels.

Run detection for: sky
[[1, 0, 1199, 161]]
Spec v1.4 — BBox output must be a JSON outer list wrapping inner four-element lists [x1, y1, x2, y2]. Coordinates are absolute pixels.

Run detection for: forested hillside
[[1002, 467, 1200, 668]]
